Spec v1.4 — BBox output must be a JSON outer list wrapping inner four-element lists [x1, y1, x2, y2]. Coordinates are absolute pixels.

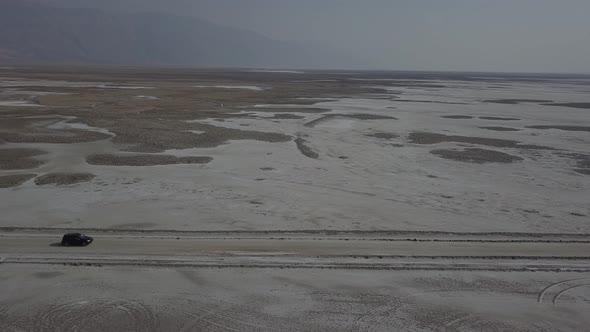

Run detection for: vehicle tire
[[82, 242, 88, 247], [63, 241, 70, 247]]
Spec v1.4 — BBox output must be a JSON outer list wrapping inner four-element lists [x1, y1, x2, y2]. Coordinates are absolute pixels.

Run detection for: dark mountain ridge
[[0, 0, 321, 68]]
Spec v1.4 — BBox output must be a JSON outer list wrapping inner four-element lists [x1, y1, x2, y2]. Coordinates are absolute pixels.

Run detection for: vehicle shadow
[[49, 242, 63, 247]]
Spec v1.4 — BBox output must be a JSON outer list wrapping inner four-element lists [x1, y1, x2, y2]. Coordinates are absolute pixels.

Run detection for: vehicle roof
[[64, 232, 82, 236]]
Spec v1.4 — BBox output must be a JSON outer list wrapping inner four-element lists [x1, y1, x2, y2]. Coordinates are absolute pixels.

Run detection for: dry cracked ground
[[1, 67, 589, 331]]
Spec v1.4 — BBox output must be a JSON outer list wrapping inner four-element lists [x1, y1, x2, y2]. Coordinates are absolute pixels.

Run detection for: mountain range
[[0, 0, 340, 68]]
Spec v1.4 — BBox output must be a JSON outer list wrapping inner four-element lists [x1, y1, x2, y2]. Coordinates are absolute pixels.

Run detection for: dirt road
[[2, 231, 589, 271]]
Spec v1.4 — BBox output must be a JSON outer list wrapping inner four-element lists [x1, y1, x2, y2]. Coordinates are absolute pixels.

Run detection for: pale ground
[[1, 73, 588, 232], [1, 69, 589, 331], [1, 265, 589, 331], [193, 85, 266, 91]]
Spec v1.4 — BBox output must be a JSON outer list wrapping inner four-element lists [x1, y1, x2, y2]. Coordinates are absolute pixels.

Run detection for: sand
[[366, 133, 399, 139], [34, 173, 96, 186], [87, 154, 212, 166], [0, 263, 589, 331], [193, 85, 265, 91], [0, 148, 47, 170], [442, 115, 474, 119], [543, 102, 590, 109], [271, 113, 305, 119], [527, 125, 590, 132], [304, 113, 397, 127], [107, 122, 292, 153], [0, 68, 588, 233], [0, 128, 111, 144], [394, 99, 469, 105], [485, 99, 553, 104], [558, 153, 590, 175], [294, 137, 319, 159], [408, 132, 552, 150], [431, 148, 524, 164], [0, 68, 589, 330], [0, 100, 41, 107], [479, 126, 521, 131], [479, 116, 521, 121], [0, 174, 36, 188], [250, 107, 331, 113]]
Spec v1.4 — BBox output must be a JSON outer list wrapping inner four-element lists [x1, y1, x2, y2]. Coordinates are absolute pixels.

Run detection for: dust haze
[[36, 0, 590, 72]]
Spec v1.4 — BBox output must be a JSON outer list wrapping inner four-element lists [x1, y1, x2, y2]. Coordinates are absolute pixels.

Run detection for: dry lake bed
[[1, 67, 589, 330]]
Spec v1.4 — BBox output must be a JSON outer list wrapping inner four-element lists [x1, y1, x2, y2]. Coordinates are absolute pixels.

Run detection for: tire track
[[552, 284, 590, 305], [537, 278, 590, 304], [33, 299, 160, 332], [178, 299, 288, 332], [6, 257, 590, 272], [443, 314, 474, 331], [2, 227, 589, 239]]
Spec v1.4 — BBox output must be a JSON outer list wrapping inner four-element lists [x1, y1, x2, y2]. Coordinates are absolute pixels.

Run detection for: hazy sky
[[44, 0, 590, 73]]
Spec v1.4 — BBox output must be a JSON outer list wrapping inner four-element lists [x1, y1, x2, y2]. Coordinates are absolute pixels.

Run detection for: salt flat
[[0, 67, 588, 331], [1, 264, 588, 331], [0, 69, 587, 232]]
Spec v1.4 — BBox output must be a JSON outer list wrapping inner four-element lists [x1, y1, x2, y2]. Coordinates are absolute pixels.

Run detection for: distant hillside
[[0, 0, 320, 68]]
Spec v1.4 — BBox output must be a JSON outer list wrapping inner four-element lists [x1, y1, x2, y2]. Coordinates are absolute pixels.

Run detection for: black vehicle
[[61, 233, 93, 246]]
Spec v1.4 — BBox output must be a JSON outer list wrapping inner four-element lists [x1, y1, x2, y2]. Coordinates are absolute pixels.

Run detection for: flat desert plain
[[1, 67, 589, 331]]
